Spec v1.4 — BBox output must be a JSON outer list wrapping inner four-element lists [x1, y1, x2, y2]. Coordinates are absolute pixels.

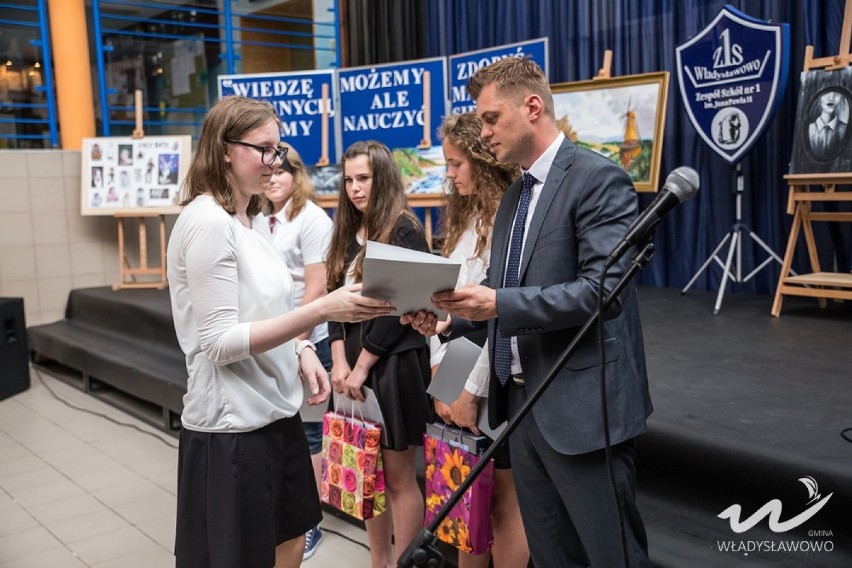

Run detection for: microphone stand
[[397, 241, 657, 567]]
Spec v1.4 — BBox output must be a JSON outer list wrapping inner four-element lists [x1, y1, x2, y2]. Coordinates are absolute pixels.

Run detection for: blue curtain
[[423, 0, 849, 293]]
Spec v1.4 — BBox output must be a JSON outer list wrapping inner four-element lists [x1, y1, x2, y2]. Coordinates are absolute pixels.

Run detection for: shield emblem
[[676, 6, 789, 165]]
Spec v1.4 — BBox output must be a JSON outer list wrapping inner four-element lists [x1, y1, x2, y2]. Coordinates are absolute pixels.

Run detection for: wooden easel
[[594, 50, 613, 80], [112, 89, 168, 291], [317, 83, 330, 167], [113, 211, 168, 290], [418, 70, 433, 149], [771, 0, 852, 316]]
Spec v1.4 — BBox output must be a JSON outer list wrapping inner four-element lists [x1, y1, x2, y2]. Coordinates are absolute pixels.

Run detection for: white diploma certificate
[[361, 240, 461, 319]]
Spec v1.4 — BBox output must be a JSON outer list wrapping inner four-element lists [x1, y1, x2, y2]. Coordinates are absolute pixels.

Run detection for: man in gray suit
[[405, 57, 652, 567]]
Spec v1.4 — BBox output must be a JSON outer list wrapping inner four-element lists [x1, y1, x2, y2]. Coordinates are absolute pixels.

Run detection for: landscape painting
[[551, 72, 669, 192]]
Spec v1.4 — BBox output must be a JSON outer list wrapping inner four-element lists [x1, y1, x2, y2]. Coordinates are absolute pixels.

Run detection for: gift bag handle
[[332, 392, 368, 427], [438, 421, 448, 443], [436, 421, 467, 450]]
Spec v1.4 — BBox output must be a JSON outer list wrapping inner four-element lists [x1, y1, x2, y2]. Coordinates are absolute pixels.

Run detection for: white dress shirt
[[505, 132, 565, 376]]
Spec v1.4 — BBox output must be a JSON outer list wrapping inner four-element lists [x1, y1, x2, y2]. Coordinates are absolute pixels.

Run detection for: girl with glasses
[[167, 97, 394, 568]]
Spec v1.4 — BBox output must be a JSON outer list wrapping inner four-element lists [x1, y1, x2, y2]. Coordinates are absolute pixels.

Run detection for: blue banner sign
[[676, 5, 789, 165], [218, 69, 339, 166], [448, 38, 549, 114], [338, 57, 447, 151]]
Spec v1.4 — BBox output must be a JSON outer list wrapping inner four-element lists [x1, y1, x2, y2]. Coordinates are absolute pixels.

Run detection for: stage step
[[28, 287, 186, 431]]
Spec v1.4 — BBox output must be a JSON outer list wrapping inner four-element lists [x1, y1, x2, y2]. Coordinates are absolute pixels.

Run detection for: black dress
[[329, 214, 433, 451]]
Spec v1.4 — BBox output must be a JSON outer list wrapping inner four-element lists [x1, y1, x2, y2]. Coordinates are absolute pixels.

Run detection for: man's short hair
[[466, 57, 554, 117]]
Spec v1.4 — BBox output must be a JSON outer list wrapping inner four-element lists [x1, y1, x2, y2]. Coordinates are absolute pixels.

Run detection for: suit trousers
[[507, 382, 651, 568]]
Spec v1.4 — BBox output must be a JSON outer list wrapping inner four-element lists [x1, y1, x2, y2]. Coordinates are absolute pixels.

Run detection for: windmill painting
[[619, 97, 642, 168], [551, 72, 669, 192]]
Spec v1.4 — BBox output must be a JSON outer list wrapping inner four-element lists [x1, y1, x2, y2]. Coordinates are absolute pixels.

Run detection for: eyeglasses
[[226, 139, 288, 166]]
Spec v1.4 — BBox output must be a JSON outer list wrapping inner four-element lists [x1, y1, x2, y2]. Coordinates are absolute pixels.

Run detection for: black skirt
[[345, 334, 432, 451], [175, 416, 322, 568]]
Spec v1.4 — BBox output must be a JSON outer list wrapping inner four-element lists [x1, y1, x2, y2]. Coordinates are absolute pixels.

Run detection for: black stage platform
[[26, 285, 852, 567], [637, 287, 851, 568]]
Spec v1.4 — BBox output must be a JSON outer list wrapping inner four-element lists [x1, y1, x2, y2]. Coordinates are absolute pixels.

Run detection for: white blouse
[[266, 199, 334, 345], [430, 219, 491, 398], [167, 195, 301, 432]]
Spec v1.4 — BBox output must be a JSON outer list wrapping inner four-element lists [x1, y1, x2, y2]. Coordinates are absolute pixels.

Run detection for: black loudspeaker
[[1, 297, 30, 400]]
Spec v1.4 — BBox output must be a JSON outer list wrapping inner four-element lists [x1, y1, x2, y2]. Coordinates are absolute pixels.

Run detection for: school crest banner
[[676, 5, 789, 165]]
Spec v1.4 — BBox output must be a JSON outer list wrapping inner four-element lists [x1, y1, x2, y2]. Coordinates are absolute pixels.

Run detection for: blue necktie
[[494, 172, 536, 386]]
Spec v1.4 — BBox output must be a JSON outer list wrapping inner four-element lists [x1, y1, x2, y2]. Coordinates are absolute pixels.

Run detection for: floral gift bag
[[423, 425, 495, 555], [321, 410, 387, 521]]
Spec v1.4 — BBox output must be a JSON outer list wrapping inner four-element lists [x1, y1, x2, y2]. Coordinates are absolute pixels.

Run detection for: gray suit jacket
[[456, 137, 652, 455]]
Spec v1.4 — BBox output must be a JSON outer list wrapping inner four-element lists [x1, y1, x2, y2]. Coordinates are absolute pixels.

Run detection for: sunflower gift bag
[[423, 423, 495, 555], [321, 410, 387, 521]]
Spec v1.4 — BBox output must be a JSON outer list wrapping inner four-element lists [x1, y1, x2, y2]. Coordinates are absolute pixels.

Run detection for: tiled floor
[[0, 368, 374, 567]]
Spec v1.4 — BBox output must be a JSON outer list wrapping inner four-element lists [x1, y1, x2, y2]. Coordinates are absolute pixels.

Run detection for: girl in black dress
[[326, 140, 432, 566]]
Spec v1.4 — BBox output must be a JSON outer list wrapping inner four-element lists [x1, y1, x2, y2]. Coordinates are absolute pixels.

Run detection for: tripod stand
[[682, 163, 789, 314]]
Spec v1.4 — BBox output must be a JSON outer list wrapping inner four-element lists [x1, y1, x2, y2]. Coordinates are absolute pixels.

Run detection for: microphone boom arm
[[397, 241, 657, 567]]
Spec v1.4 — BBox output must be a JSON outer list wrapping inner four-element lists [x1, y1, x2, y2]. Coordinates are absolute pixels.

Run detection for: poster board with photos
[[550, 72, 669, 192], [789, 66, 852, 174], [80, 135, 191, 216]]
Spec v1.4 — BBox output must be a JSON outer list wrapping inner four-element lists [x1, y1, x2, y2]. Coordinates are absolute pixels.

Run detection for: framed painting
[[550, 71, 669, 192], [789, 67, 852, 175]]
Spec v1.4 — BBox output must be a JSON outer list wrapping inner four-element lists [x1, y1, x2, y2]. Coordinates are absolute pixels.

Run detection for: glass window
[[0, 0, 55, 148]]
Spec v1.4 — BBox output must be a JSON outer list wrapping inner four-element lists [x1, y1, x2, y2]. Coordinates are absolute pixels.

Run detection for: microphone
[[604, 166, 699, 269]]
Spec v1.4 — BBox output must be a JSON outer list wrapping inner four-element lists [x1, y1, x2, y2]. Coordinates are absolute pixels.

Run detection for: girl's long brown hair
[[439, 112, 519, 260], [326, 140, 421, 287], [181, 96, 281, 218]]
